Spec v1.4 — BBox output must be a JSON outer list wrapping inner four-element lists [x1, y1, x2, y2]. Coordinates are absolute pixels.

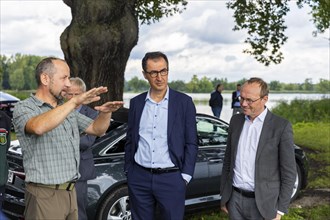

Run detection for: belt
[[28, 181, 76, 191], [233, 186, 255, 198], [136, 163, 179, 174]]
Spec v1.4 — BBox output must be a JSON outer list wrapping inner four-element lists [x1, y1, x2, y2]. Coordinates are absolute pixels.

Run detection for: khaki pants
[[24, 183, 78, 220]]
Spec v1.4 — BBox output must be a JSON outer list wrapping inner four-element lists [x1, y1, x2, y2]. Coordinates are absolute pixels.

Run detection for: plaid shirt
[[13, 95, 93, 184]]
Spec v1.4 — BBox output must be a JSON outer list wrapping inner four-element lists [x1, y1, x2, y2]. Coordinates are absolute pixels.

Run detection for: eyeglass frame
[[239, 96, 264, 105], [144, 68, 168, 78], [66, 92, 82, 97]]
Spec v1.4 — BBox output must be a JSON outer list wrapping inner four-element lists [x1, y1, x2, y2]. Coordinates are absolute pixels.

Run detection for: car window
[[196, 117, 228, 146], [105, 137, 126, 154]]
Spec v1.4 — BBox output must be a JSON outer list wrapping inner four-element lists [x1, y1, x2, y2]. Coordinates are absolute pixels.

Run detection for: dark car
[[0, 91, 20, 119], [3, 113, 308, 220]]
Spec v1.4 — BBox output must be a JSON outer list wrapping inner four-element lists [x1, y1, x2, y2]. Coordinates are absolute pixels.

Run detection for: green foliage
[[269, 80, 282, 91], [227, 0, 290, 66], [293, 122, 330, 189], [285, 205, 330, 220], [297, 0, 330, 36], [125, 76, 149, 92], [272, 99, 330, 124], [227, 0, 330, 66], [185, 204, 330, 220], [316, 79, 330, 93], [136, 0, 188, 24], [1, 54, 43, 90], [168, 80, 187, 92], [275, 100, 330, 188]]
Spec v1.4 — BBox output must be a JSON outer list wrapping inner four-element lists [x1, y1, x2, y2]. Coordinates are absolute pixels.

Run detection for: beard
[[49, 79, 65, 101]]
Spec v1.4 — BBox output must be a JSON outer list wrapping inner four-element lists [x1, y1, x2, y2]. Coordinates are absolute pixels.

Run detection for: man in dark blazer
[[124, 51, 198, 220], [220, 77, 296, 220], [66, 77, 98, 220]]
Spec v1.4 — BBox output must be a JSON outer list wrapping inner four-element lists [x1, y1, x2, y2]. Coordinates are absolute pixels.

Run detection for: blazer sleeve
[[182, 97, 198, 176], [79, 106, 98, 152], [124, 98, 135, 173], [277, 121, 296, 213]]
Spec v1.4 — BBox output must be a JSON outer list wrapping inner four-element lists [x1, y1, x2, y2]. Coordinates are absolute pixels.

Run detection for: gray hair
[[70, 77, 87, 92]]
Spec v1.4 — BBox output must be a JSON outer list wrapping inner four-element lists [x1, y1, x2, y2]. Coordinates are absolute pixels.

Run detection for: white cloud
[[1, 0, 329, 84]]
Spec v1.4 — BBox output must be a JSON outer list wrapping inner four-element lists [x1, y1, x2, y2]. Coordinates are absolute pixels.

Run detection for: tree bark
[[60, 0, 138, 103]]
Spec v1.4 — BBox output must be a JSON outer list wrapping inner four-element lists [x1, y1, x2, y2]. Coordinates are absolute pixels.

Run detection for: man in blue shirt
[[124, 51, 198, 220]]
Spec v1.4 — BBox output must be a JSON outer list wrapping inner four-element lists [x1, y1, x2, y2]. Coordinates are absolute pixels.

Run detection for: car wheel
[[96, 186, 131, 220], [291, 163, 302, 201]]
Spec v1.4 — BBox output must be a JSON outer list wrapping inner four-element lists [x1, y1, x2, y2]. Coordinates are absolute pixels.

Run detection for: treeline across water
[[1, 54, 329, 93]]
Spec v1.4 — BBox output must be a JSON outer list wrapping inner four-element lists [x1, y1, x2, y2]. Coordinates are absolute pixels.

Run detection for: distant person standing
[[209, 83, 224, 118], [231, 83, 243, 115], [0, 111, 11, 211], [65, 77, 98, 220]]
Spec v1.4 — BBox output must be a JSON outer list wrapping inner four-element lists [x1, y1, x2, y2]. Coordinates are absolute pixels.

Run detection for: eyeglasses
[[239, 96, 263, 105], [145, 68, 168, 78], [66, 93, 81, 97]]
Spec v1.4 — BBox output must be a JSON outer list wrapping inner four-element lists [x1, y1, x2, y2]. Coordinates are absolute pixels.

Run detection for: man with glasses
[[220, 77, 296, 220], [124, 51, 198, 220]]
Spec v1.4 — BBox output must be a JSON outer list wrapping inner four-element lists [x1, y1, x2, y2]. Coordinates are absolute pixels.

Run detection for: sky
[[1, 0, 329, 84]]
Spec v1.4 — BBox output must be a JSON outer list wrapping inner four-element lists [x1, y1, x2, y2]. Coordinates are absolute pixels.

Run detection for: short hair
[[142, 51, 169, 72], [237, 83, 241, 86], [69, 77, 86, 92], [243, 77, 269, 97], [35, 57, 65, 86], [216, 83, 222, 90]]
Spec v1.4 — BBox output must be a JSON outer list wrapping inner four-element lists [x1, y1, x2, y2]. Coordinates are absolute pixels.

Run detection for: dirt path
[[290, 188, 330, 208]]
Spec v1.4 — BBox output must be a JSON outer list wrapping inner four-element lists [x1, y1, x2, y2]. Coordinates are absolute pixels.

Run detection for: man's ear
[[40, 73, 50, 85], [142, 71, 147, 80]]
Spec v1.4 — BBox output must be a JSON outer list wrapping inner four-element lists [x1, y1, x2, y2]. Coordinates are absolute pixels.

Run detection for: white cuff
[[277, 210, 284, 216]]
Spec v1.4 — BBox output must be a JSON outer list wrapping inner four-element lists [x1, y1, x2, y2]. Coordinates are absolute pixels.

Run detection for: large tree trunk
[[60, 0, 138, 103]]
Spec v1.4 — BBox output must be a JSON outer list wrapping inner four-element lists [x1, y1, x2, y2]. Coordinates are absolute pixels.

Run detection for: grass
[[293, 122, 330, 189]]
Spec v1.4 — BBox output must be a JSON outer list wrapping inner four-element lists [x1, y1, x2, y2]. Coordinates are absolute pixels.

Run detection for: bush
[[272, 99, 330, 124]]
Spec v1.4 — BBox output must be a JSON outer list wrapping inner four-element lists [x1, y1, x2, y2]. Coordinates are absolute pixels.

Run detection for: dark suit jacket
[[209, 90, 223, 108], [78, 105, 98, 181], [124, 88, 198, 177], [220, 111, 296, 219]]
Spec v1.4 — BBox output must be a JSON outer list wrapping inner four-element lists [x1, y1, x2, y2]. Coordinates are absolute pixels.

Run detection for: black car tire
[[96, 185, 131, 220], [291, 163, 302, 201]]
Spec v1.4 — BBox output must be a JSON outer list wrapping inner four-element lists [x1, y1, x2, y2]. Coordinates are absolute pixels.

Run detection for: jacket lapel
[[135, 93, 146, 129], [256, 111, 272, 160], [167, 89, 177, 139]]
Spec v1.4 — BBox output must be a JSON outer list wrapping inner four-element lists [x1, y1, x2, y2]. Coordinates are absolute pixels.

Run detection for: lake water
[[123, 93, 329, 123]]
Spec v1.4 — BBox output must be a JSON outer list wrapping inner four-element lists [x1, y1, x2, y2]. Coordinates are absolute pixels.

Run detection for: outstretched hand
[[94, 101, 124, 113], [71, 87, 108, 106]]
